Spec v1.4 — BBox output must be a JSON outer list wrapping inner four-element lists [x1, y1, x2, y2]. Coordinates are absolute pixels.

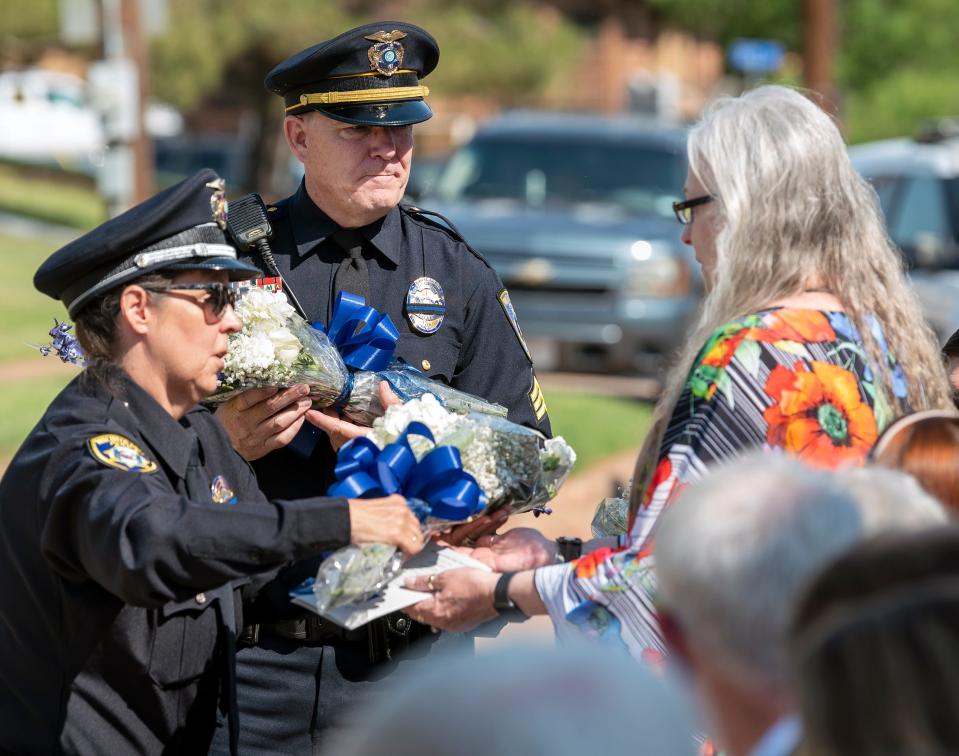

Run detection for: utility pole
[[92, 0, 153, 215], [803, 0, 839, 116], [119, 0, 153, 203]]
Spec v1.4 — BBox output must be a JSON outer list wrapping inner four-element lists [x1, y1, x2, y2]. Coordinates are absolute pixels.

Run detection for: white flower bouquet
[[211, 287, 506, 424], [308, 394, 576, 612]]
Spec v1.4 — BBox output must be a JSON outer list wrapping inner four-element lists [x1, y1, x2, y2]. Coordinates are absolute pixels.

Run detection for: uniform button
[[195, 592, 207, 605], [395, 617, 409, 631], [421, 359, 431, 371]]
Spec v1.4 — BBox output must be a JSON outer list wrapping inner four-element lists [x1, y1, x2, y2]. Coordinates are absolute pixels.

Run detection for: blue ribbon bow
[[312, 292, 399, 372], [328, 422, 488, 522]]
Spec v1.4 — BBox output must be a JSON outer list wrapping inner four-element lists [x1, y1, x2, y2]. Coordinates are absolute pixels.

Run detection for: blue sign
[[727, 38, 785, 75]]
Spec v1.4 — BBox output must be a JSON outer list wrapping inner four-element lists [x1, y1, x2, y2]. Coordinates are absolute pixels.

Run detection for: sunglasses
[[672, 195, 715, 225], [141, 283, 238, 319]]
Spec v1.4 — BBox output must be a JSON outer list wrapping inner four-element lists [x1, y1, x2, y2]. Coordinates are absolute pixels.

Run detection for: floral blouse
[[534, 307, 906, 657]]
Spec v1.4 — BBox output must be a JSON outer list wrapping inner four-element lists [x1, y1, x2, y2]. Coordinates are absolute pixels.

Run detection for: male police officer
[[212, 21, 551, 754]]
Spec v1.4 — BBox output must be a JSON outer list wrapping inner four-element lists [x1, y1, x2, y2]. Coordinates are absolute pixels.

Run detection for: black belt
[[239, 617, 365, 647], [239, 613, 430, 663]]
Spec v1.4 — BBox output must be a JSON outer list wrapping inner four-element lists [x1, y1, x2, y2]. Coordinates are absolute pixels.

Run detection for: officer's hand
[[305, 382, 401, 451], [404, 568, 499, 633], [348, 494, 424, 557], [216, 385, 313, 461], [458, 528, 558, 572]]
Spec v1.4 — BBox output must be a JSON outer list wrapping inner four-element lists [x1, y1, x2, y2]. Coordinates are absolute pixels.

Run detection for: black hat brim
[[317, 99, 433, 127], [165, 256, 262, 281]]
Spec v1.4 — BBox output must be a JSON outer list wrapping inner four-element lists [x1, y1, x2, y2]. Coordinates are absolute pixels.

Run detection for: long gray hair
[[631, 85, 952, 512]]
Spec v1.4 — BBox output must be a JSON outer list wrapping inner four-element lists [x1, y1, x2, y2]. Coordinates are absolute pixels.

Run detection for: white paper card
[[290, 541, 491, 631]]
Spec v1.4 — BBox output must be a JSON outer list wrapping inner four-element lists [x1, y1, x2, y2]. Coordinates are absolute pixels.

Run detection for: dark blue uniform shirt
[[0, 374, 350, 754]]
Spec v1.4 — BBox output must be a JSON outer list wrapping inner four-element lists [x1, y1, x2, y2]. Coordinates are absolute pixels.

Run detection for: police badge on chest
[[405, 277, 446, 334]]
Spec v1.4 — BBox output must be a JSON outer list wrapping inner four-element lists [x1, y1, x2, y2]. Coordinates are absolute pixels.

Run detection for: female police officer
[[0, 170, 422, 754]]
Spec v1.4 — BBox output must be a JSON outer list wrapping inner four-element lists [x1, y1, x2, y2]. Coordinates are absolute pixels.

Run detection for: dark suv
[[421, 111, 699, 374], [850, 126, 959, 339]]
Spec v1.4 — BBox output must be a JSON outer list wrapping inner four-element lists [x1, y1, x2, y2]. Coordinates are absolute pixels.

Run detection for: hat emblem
[[365, 30, 406, 76], [206, 178, 228, 230]]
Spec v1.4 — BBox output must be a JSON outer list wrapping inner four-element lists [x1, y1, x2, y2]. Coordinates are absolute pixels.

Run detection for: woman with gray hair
[[405, 85, 951, 656]]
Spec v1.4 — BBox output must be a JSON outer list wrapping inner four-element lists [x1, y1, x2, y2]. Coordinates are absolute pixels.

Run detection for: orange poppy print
[[745, 309, 836, 344], [574, 546, 616, 579], [763, 360, 878, 467], [756, 309, 836, 343]]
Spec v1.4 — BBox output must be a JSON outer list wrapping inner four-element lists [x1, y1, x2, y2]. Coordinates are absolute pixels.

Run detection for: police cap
[[35, 169, 260, 318], [265, 21, 439, 127]]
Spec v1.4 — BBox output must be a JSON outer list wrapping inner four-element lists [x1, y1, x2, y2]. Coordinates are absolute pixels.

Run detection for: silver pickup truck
[[420, 111, 701, 374]]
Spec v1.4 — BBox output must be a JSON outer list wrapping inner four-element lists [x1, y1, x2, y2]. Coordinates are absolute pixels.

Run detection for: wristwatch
[[555, 536, 583, 563], [493, 571, 519, 615]]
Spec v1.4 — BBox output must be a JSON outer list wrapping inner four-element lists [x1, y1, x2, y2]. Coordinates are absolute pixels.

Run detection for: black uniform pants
[[209, 629, 473, 754]]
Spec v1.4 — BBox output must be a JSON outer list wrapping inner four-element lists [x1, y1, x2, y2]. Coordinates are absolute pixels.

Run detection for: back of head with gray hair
[[654, 452, 946, 690], [329, 642, 697, 756]]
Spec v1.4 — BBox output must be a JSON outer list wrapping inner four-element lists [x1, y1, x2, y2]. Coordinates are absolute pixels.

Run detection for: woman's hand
[[348, 495, 424, 557], [404, 568, 499, 632], [215, 385, 312, 461], [459, 528, 558, 572]]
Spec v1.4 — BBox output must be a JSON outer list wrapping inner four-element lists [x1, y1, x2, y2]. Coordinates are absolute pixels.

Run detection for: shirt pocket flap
[[396, 334, 460, 383]]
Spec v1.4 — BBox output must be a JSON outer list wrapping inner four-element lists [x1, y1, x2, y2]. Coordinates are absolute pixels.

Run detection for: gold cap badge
[[365, 30, 407, 76]]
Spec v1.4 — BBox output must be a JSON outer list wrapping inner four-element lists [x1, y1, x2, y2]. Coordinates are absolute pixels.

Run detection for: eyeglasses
[[141, 283, 238, 319], [672, 195, 715, 225]]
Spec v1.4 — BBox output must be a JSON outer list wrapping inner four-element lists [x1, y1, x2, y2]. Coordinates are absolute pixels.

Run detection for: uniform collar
[[288, 180, 402, 266], [113, 374, 196, 479]]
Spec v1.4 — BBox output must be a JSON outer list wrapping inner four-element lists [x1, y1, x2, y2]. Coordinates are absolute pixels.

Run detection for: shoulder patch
[[528, 375, 548, 422], [498, 289, 532, 362], [87, 433, 158, 474]]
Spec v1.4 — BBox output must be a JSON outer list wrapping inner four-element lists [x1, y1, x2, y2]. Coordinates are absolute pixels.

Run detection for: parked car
[[0, 70, 103, 171], [849, 123, 959, 340], [420, 110, 699, 374]]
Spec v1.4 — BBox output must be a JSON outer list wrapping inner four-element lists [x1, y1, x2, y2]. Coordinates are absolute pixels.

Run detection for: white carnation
[[268, 326, 301, 366]]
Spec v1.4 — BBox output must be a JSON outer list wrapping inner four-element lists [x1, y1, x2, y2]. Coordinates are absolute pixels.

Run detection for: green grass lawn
[[0, 232, 74, 362], [542, 391, 651, 471], [0, 164, 104, 230], [0, 372, 74, 461]]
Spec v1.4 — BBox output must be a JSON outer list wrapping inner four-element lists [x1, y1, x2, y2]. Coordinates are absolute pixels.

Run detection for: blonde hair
[[631, 86, 952, 511]]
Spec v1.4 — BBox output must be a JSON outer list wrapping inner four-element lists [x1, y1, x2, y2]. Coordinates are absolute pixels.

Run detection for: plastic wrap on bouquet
[[306, 395, 576, 612], [590, 496, 630, 538], [211, 288, 506, 424], [312, 421, 488, 611]]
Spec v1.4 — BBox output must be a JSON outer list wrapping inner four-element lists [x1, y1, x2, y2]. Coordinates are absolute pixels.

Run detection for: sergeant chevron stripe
[[529, 376, 548, 421]]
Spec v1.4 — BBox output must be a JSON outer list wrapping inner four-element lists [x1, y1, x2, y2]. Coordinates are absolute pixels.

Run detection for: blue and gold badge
[[366, 30, 406, 76], [497, 289, 531, 362], [206, 177, 228, 230], [211, 475, 237, 505], [87, 433, 158, 474], [406, 277, 446, 334]]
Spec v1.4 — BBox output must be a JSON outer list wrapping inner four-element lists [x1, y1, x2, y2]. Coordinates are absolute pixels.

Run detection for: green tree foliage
[[0, 0, 58, 43], [410, 1, 584, 105], [150, 1, 352, 112], [150, 0, 582, 111], [648, 0, 959, 143]]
